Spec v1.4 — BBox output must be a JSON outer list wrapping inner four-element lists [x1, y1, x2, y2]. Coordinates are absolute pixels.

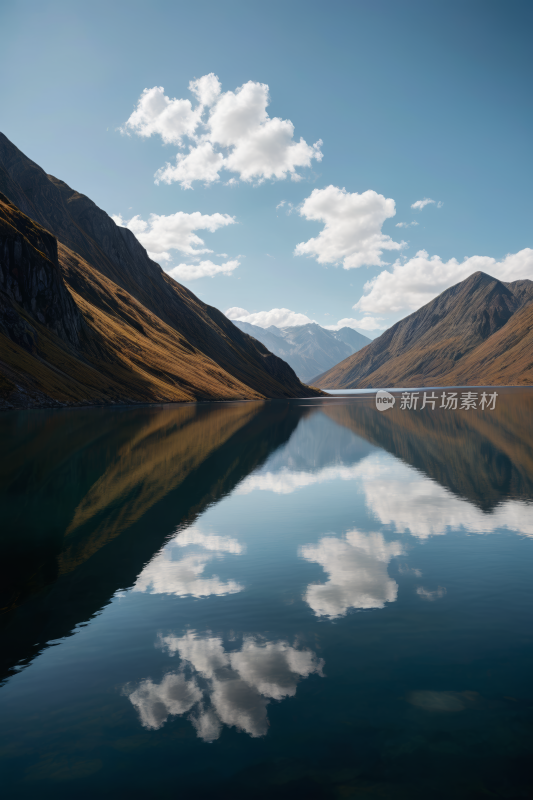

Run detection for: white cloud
[[295, 186, 405, 269], [112, 210, 235, 260], [132, 526, 244, 598], [358, 452, 533, 539], [276, 200, 286, 209], [354, 247, 533, 315], [237, 463, 367, 495], [176, 530, 244, 554], [125, 632, 324, 740], [226, 306, 250, 319], [120, 85, 202, 145], [189, 73, 222, 107], [122, 75, 323, 187], [132, 552, 243, 598], [323, 316, 384, 332], [156, 142, 225, 189], [299, 529, 403, 618], [395, 221, 419, 229], [125, 672, 202, 730], [225, 307, 316, 328], [168, 259, 240, 281], [411, 198, 436, 210]]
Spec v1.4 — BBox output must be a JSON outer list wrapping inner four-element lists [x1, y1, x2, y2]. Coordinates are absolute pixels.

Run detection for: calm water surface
[[1, 389, 533, 798]]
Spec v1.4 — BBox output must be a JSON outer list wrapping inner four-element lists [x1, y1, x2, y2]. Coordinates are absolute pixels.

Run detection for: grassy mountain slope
[[314, 271, 533, 388], [0, 133, 320, 406]]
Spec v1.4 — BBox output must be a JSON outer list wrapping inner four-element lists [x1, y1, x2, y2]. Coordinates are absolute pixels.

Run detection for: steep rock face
[[0, 133, 315, 400], [314, 271, 533, 388], [0, 193, 82, 348]]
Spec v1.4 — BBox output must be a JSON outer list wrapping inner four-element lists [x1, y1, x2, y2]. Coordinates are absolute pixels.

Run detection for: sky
[[1, 0, 532, 336]]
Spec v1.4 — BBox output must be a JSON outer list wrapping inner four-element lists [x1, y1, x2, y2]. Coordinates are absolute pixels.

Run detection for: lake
[[1, 388, 533, 798]]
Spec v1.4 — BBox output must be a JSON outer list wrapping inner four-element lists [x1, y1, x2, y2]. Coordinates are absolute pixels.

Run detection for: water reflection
[[133, 527, 245, 598], [237, 463, 365, 495], [0, 401, 305, 683], [1, 391, 533, 797], [124, 631, 324, 740], [321, 390, 533, 511], [299, 530, 403, 618], [357, 452, 533, 538]]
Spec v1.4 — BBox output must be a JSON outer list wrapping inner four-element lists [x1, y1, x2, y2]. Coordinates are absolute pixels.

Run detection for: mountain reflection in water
[[1, 389, 533, 799]]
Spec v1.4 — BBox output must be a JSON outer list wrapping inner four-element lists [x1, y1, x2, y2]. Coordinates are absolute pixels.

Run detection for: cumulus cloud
[[120, 85, 202, 145], [125, 632, 324, 740], [299, 529, 403, 618], [225, 307, 251, 319], [156, 142, 225, 189], [167, 259, 240, 281], [354, 247, 533, 315], [295, 186, 405, 270], [411, 198, 436, 210], [323, 316, 384, 332], [132, 526, 244, 598], [395, 221, 419, 229], [122, 74, 323, 187], [225, 307, 316, 328], [112, 210, 235, 260]]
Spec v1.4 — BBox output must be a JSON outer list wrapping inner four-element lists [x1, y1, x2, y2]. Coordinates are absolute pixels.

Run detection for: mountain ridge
[[314, 271, 533, 388], [233, 319, 371, 381], [0, 133, 322, 408]]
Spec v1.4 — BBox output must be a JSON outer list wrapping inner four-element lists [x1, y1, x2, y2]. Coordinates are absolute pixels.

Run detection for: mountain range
[[0, 133, 321, 409], [232, 320, 371, 382], [315, 270, 533, 388]]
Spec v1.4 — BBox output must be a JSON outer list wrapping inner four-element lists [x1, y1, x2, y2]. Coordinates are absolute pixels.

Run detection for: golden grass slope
[[0, 133, 319, 403], [1, 194, 309, 407], [315, 272, 533, 389]]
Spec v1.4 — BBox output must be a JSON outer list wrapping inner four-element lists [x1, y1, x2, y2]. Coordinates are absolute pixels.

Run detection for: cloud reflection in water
[[358, 454, 533, 539], [132, 527, 245, 598], [124, 632, 324, 740], [300, 530, 403, 618]]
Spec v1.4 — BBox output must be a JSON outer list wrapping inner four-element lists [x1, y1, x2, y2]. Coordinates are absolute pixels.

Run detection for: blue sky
[[2, 0, 532, 336]]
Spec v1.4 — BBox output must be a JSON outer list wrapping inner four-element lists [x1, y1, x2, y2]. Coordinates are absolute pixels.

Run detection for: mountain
[[232, 320, 371, 382], [333, 325, 371, 352], [314, 271, 533, 388], [0, 133, 321, 408]]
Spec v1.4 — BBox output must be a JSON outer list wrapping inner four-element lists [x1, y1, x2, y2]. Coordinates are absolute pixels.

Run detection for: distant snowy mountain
[[232, 321, 371, 383]]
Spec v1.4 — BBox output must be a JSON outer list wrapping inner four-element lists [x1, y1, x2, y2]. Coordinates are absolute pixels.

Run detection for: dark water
[[1, 389, 533, 799]]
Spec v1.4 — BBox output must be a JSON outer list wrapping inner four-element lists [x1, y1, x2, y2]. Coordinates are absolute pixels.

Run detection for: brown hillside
[[315, 271, 533, 388], [0, 193, 263, 407], [0, 132, 321, 407]]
